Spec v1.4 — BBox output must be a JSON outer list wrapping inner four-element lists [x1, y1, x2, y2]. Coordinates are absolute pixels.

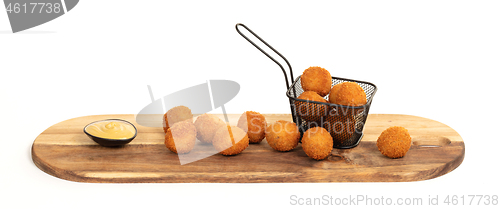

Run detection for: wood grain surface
[[31, 114, 465, 183]]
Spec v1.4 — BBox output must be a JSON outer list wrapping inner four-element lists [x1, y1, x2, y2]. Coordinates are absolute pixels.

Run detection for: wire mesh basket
[[287, 76, 377, 148], [236, 23, 377, 149]]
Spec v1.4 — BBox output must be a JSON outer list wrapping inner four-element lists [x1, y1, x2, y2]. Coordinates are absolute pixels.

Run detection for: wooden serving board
[[32, 114, 464, 183]]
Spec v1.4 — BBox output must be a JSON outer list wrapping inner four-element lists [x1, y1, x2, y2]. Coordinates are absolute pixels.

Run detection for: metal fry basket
[[236, 23, 377, 149]]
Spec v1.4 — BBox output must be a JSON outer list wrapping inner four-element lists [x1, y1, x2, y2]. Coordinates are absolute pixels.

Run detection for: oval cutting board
[[31, 114, 464, 183]]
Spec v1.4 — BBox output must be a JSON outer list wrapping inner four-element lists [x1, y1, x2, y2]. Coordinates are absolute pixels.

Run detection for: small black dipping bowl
[[83, 119, 137, 147]]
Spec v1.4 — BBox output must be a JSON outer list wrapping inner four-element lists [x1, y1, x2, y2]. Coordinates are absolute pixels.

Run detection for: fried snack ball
[[377, 126, 412, 158], [300, 66, 332, 97], [294, 91, 328, 122], [163, 105, 193, 133], [265, 120, 301, 152], [194, 113, 226, 143], [301, 127, 333, 160], [213, 125, 249, 156], [237, 111, 267, 144], [164, 120, 197, 154], [328, 82, 367, 106], [322, 113, 356, 143]]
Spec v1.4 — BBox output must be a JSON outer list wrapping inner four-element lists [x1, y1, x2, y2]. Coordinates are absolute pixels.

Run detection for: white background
[[1, 0, 499, 208]]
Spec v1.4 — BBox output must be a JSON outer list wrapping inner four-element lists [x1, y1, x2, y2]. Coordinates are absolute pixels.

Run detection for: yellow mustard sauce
[[85, 120, 136, 139]]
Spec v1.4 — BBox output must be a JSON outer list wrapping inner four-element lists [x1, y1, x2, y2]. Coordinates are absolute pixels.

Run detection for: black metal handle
[[235, 23, 294, 90]]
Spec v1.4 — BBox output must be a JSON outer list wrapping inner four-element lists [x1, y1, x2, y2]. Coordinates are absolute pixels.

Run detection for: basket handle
[[235, 23, 294, 90]]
